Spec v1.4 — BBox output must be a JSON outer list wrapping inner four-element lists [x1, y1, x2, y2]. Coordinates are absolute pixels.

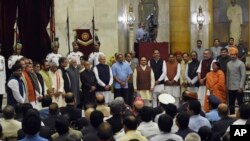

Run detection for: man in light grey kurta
[[67, 58, 81, 108], [227, 48, 246, 114]]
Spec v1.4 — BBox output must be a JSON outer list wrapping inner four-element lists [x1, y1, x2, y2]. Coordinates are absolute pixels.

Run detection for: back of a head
[[55, 116, 69, 135], [3, 105, 15, 119], [218, 103, 228, 117], [65, 92, 75, 104], [85, 107, 95, 120], [49, 102, 59, 115], [158, 114, 173, 133], [239, 103, 250, 119], [185, 132, 201, 141], [176, 112, 190, 129], [164, 103, 178, 118], [22, 109, 41, 135], [96, 94, 105, 105], [123, 115, 138, 130], [21, 103, 33, 117], [133, 99, 144, 112], [139, 106, 153, 122], [41, 95, 52, 107], [188, 100, 201, 115], [97, 122, 113, 140], [198, 126, 212, 141], [109, 101, 122, 115], [90, 110, 104, 128]]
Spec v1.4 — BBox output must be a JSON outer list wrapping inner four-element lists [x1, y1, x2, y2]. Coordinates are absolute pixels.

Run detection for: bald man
[[211, 103, 236, 136], [96, 94, 110, 117], [132, 99, 144, 116], [93, 55, 113, 104], [67, 58, 81, 108]]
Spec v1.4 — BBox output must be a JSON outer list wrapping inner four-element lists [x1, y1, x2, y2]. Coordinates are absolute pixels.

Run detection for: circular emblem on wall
[[81, 32, 89, 41]]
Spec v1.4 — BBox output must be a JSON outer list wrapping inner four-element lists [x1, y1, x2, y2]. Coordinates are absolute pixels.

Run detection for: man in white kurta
[[49, 62, 65, 107], [133, 57, 155, 107], [196, 49, 216, 107], [164, 54, 181, 107], [0, 44, 6, 111], [148, 50, 166, 108], [67, 41, 84, 65], [227, 0, 243, 45], [8, 43, 23, 69]]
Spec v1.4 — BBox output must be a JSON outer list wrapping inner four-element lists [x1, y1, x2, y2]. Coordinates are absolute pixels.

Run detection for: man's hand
[[105, 85, 111, 90], [155, 80, 160, 85], [238, 88, 243, 93]]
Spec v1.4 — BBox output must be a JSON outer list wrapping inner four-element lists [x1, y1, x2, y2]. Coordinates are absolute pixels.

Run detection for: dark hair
[[229, 37, 234, 41], [164, 103, 177, 118], [158, 114, 173, 133], [55, 116, 69, 135], [49, 103, 59, 115], [59, 57, 67, 66], [97, 122, 113, 140], [22, 109, 41, 135], [239, 103, 250, 119], [188, 100, 201, 115], [124, 52, 131, 58], [214, 39, 220, 42], [41, 95, 52, 107], [198, 126, 212, 141], [212, 62, 221, 70], [3, 105, 15, 119], [123, 115, 138, 130], [109, 102, 122, 115], [11, 63, 22, 72], [21, 103, 33, 117], [65, 93, 75, 103], [14, 103, 23, 120], [176, 112, 190, 129], [41, 59, 48, 66], [221, 48, 228, 52], [139, 106, 153, 122], [90, 110, 104, 128], [197, 40, 202, 43]]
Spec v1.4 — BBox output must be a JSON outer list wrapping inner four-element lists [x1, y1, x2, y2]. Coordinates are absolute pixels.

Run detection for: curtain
[[0, 0, 51, 63]]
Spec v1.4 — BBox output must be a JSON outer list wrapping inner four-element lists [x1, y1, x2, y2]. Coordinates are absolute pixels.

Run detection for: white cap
[[158, 93, 175, 105]]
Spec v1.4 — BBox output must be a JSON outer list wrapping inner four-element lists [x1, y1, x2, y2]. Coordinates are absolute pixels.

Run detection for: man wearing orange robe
[[204, 62, 226, 112]]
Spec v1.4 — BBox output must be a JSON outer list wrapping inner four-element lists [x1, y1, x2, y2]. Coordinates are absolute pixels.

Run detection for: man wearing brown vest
[[196, 49, 216, 108], [164, 54, 181, 106], [133, 57, 155, 106]]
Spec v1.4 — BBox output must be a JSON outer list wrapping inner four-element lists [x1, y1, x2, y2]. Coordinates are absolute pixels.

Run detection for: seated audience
[[97, 122, 115, 141], [184, 133, 201, 141], [106, 100, 123, 134], [52, 116, 83, 141], [150, 114, 183, 141], [20, 109, 48, 141], [187, 100, 211, 132], [0, 105, 22, 141], [60, 92, 82, 126], [205, 95, 221, 123], [212, 103, 236, 136], [137, 106, 160, 139], [95, 94, 110, 117], [82, 110, 104, 141], [119, 115, 148, 141], [39, 95, 52, 119], [176, 112, 195, 139]]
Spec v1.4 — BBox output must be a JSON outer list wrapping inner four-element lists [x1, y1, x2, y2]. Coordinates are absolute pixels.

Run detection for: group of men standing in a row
[[0, 37, 247, 115]]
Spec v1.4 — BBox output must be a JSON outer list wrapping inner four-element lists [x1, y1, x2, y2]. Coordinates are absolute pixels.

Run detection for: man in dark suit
[[60, 92, 82, 125]]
